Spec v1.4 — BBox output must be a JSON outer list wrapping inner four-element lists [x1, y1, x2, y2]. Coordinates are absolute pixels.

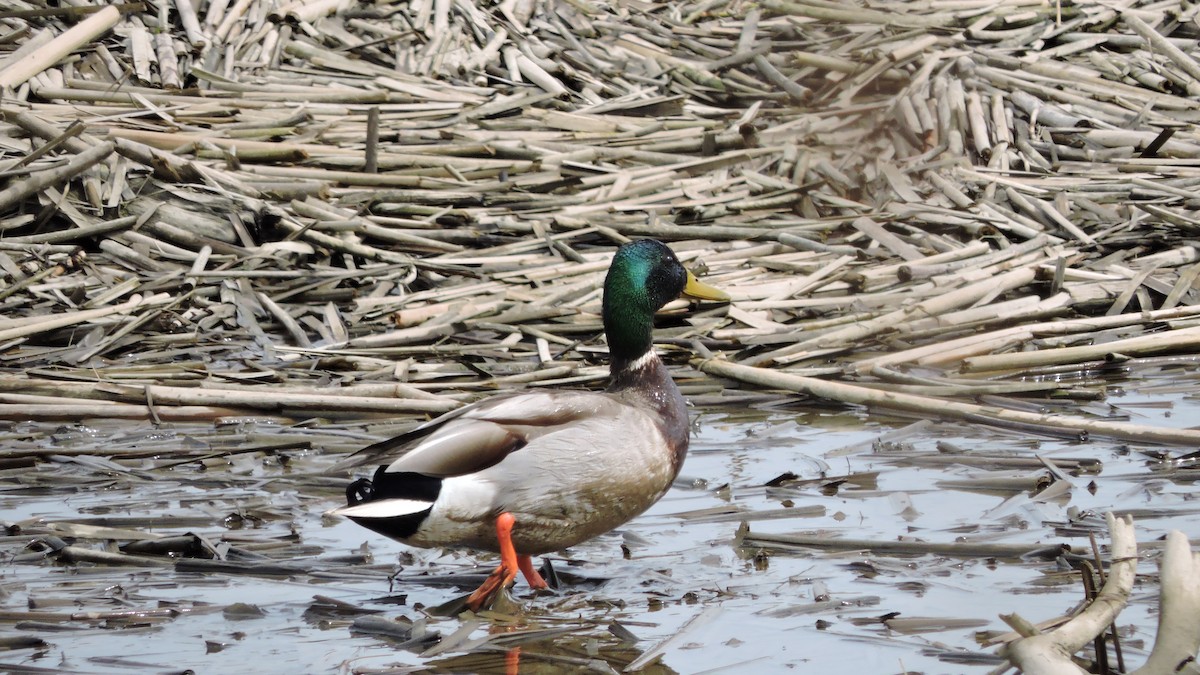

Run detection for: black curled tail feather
[[341, 468, 441, 541], [345, 467, 442, 507], [346, 477, 374, 506]]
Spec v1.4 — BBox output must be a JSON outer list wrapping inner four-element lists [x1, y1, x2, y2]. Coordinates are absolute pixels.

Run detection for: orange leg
[[518, 554, 548, 589], [466, 513, 521, 611]]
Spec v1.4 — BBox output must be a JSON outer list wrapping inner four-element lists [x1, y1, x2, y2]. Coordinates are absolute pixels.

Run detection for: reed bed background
[[0, 0, 1199, 433]]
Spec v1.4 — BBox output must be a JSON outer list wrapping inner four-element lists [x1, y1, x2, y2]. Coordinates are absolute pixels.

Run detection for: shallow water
[[1, 372, 1197, 674]]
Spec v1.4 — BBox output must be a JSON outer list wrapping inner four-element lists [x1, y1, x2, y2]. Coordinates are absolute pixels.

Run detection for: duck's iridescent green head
[[602, 240, 727, 368]]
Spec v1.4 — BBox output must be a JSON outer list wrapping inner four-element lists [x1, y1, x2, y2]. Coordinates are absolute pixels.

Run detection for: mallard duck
[[331, 239, 728, 610]]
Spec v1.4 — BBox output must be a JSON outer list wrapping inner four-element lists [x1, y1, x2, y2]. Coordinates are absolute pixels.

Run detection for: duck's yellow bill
[[683, 271, 730, 302]]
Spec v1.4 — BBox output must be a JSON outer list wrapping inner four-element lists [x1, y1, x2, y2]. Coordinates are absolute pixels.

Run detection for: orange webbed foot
[[465, 563, 516, 611], [465, 512, 525, 611]]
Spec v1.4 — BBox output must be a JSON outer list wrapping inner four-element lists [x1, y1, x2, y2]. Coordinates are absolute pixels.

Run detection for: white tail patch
[[330, 498, 432, 520]]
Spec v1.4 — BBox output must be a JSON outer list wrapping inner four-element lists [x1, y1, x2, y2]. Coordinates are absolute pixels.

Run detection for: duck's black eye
[[346, 477, 374, 505]]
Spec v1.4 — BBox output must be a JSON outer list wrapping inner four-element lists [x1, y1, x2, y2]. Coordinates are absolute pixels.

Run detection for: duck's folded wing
[[328, 390, 617, 475], [383, 418, 524, 476], [325, 418, 440, 474]]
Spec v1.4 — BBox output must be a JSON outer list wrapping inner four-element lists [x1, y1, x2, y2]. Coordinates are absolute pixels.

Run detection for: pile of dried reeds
[[1, 0, 1200, 448]]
